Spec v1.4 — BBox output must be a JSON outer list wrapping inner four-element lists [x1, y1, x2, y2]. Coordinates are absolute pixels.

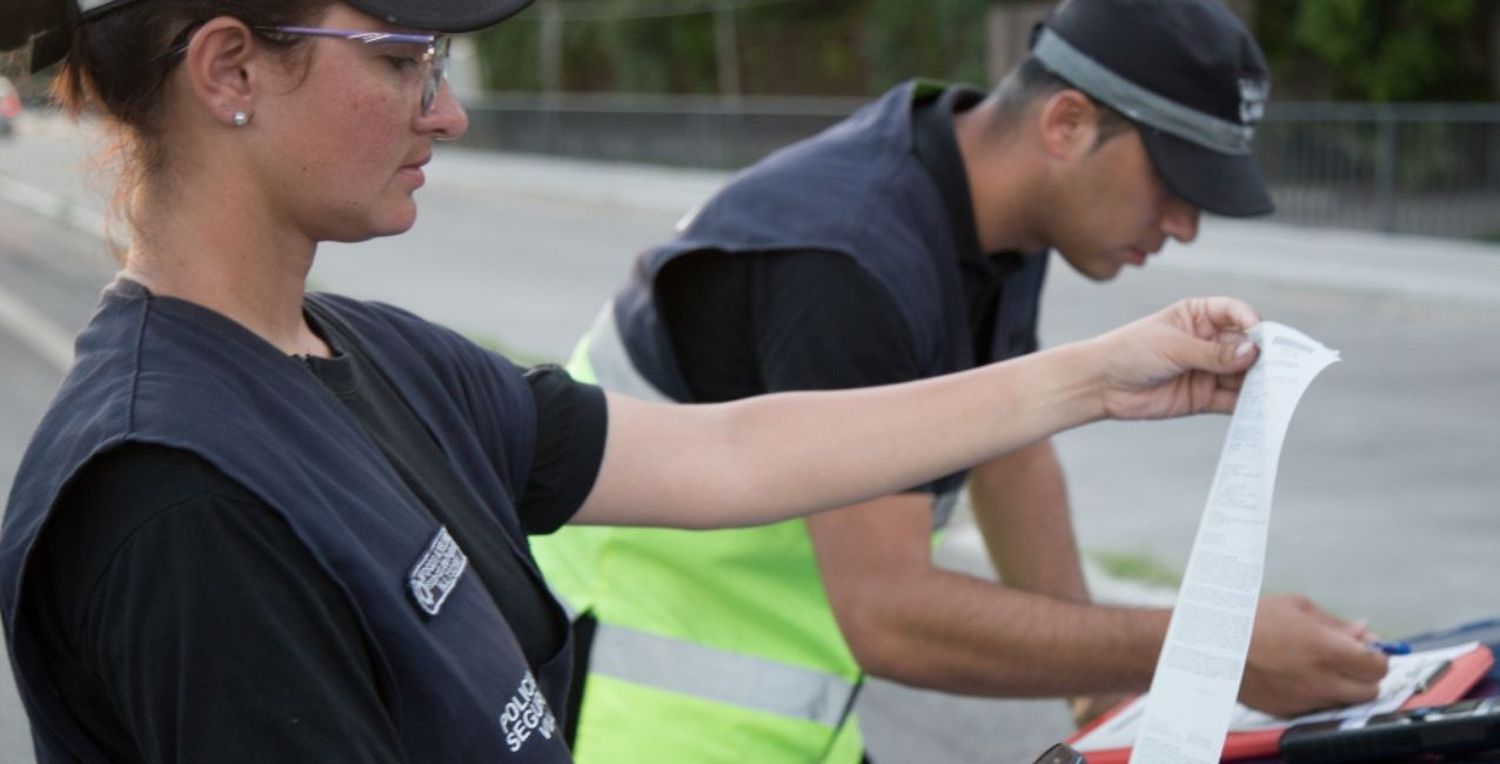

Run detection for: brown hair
[[53, 0, 336, 248]]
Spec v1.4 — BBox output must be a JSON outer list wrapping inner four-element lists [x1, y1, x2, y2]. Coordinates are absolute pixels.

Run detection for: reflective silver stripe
[[590, 622, 857, 727], [1031, 28, 1256, 155], [583, 301, 672, 403], [77, 0, 132, 15]]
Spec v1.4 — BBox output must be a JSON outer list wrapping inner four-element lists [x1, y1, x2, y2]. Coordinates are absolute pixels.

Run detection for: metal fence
[[460, 92, 866, 170], [458, 94, 1500, 240], [1257, 103, 1500, 238]]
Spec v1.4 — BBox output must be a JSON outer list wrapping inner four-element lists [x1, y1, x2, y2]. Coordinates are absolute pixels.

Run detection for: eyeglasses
[[258, 27, 452, 115], [159, 23, 453, 116]]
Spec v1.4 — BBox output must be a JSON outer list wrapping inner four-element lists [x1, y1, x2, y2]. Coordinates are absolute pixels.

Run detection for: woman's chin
[[321, 215, 418, 244], [376, 217, 418, 238], [366, 205, 420, 239]]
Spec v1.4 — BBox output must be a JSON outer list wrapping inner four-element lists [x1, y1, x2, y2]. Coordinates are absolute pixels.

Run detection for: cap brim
[[1139, 127, 1274, 217], [11, 0, 536, 73], [29, 27, 70, 72], [346, 0, 534, 33], [1, 0, 69, 71]]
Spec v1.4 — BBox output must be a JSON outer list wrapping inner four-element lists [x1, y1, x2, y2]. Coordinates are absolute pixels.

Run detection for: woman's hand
[[1087, 296, 1261, 421]]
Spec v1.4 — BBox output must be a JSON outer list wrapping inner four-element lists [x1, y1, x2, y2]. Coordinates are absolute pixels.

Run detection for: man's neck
[[952, 98, 1050, 255]]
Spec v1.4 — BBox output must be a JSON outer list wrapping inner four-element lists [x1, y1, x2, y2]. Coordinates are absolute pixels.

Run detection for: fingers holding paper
[[1239, 594, 1390, 717], [1086, 296, 1262, 421]]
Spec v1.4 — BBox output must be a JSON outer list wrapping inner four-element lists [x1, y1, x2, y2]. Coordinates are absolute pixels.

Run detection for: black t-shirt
[[656, 86, 1036, 464], [22, 315, 606, 762]]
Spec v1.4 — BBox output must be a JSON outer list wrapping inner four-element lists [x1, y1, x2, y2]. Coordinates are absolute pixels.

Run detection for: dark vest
[[613, 81, 1047, 486], [616, 81, 1045, 400], [1, 280, 573, 762]]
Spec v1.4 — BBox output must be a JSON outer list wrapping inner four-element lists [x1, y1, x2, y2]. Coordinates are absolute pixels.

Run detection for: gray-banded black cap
[[3, 0, 535, 73], [1030, 0, 1274, 217]]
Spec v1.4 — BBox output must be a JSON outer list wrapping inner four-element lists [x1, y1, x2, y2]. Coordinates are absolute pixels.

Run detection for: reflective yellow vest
[[534, 306, 961, 763]]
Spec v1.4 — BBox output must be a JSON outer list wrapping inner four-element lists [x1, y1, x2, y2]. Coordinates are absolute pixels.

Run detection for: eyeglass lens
[[422, 37, 452, 114]]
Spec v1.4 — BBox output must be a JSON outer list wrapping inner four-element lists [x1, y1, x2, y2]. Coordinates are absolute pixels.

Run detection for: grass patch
[[1087, 549, 1182, 588]]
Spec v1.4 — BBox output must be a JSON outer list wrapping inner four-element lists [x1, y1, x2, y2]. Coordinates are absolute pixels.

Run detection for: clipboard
[[1065, 643, 1495, 763]]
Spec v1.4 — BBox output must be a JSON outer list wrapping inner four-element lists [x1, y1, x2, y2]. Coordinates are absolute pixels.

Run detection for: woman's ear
[[179, 17, 258, 126], [1036, 89, 1100, 162]]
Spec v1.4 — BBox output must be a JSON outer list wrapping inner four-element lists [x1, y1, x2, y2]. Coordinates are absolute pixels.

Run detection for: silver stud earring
[[231, 110, 250, 127]]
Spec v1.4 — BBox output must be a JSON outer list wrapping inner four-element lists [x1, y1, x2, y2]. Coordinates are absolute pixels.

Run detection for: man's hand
[[1239, 594, 1388, 717], [1088, 296, 1260, 421]]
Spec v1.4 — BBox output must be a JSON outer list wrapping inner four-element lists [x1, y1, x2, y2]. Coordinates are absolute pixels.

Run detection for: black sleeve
[[750, 250, 926, 393], [519, 365, 608, 535], [25, 444, 405, 763], [657, 249, 926, 397], [657, 249, 937, 496]]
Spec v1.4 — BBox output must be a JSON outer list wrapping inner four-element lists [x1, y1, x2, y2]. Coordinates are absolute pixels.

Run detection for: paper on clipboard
[[1074, 642, 1486, 751], [1127, 322, 1340, 764], [1232, 641, 1483, 731]]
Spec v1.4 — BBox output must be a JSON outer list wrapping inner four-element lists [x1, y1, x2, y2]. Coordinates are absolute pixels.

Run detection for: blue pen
[[1371, 640, 1411, 655]]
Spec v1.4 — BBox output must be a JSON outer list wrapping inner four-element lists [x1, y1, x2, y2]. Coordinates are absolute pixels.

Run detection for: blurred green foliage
[[1258, 0, 1494, 101], [859, 0, 989, 93], [474, 0, 988, 95], [474, 0, 1499, 100]]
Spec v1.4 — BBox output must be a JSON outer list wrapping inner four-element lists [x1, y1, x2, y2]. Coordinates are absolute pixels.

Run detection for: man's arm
[[968, 439, 1086, 603], [807, 490, 1164, 696], [804, 487, 1388, 714], [966, 434, 1388, 717], [968, 439, 1127, 723]]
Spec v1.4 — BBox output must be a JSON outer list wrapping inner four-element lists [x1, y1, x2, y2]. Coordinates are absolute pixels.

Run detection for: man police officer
[[533, 0, 1388, 760]]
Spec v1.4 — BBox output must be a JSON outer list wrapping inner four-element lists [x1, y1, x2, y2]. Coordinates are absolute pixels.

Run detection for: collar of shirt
[[910, 83, 1028, 363]]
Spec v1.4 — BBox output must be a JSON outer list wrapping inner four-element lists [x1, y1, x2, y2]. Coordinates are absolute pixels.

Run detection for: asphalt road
[[1, 115, 1498, 763]]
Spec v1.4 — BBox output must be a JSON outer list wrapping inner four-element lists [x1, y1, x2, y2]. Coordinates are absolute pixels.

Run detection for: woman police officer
[[0, 0, 1261, 759]]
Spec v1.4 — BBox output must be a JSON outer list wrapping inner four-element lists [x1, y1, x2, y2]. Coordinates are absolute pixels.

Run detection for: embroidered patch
[[1238, 77, 1269, 125], [500, 673, 558, 753], [408, 526, 467, 616]]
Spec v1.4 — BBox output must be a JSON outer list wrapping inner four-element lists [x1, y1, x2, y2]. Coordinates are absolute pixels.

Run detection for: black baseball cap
[[3, 0, 535, 73], [1030, 0, 1274, 217]]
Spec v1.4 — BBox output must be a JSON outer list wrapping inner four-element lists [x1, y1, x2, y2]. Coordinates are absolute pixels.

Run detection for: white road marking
[[0, 281, 73, 372]]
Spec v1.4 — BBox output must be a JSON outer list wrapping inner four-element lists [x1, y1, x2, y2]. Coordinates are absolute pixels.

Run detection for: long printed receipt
[[1128, 321, 1340, 764]]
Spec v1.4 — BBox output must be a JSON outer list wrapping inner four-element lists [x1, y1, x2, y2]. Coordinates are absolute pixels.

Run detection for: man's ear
[[1036, 89, 1100, 161], [179, 17, 258, 126]]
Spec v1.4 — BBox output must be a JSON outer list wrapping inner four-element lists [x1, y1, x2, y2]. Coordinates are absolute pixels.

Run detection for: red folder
[[1067, 644, 1495, 763]]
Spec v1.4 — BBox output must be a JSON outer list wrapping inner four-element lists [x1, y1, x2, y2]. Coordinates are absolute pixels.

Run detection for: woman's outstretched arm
[[572, 296, 1259, 528]]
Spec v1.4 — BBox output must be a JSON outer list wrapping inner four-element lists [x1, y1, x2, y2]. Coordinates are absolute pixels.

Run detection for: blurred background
[[8, 0, 1500, 237], [447, 0, 1500, 239], [1, 1, 1498, 762]]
